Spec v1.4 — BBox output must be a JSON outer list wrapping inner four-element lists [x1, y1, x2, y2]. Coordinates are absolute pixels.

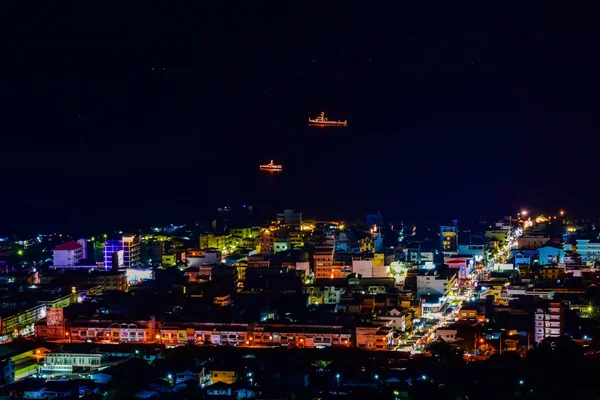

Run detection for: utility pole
[[499, 332, 502, 355]]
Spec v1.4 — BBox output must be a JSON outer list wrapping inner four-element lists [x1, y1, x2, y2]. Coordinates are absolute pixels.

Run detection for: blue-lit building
[[104, 236, 141, 269], [538, 242, 564, 265]]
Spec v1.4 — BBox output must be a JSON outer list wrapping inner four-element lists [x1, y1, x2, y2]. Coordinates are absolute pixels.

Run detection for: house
[[234, 387, 261, 399], [380, 308, 412, 331], [206, 381, 232, 396], [209, 369, 238, 385], [21, 378, 46, 399], [41, 381, 75, 398], [538, 242, 564, 265], [457, 304, 486, 323], [176, 368, 209, 385], [355, 326, 394, 350], [435, 328, 458, 342]]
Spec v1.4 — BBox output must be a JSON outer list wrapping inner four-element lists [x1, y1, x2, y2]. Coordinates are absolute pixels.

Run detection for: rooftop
[[53, 241, 83, 251]]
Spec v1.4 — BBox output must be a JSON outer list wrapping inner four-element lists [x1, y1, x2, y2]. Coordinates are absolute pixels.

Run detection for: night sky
[[2, 3, 599, 234]]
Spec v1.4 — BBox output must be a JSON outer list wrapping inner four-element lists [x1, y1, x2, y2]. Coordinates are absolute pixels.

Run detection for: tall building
[[104, 236, 140, 269], [277, 209, 302, 228], [534, 301, 564, 343], [313, 244, 335, 279], [440, 220, 458, 255]]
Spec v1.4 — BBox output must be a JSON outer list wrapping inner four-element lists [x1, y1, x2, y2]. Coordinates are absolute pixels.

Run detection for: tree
[[428, 339, 463, 364]]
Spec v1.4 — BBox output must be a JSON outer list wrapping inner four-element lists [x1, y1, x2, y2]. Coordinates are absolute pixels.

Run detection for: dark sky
[[2, 3, 599, 234]]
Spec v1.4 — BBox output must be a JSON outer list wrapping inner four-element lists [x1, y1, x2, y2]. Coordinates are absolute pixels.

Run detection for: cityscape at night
[[3, 2, 600, 399]]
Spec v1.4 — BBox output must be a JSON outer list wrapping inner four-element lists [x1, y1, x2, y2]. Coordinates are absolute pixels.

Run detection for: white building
[[52, 241, 85, 267], [187, 250, 221, 267], [416, 270, 456, 298], [352, 259, 373, 277], [534, 302, 564, 343], [435, 328, 458, 342], [41, 352, 104, 374], [381, 308, 410, 331]]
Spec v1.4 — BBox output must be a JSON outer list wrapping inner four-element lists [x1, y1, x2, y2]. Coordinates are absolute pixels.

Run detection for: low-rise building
[[40, 352, 104, 375], [538, 242, 564, 265], [416, 270, 456, 298], [517, 234, 550, 250], [355, 326, 394, 351], [252, 323, 352, 348]]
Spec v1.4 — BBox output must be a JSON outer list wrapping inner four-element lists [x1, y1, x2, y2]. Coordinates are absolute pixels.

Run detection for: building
[[313, 245, 335, 279], [277, 209, 302, 228], [289, 231, 304, 248], [440, 221, 458, 254], [355, 326, 393, 350], [457, 244, 486, 259], [381, 308, 412, 331], [416, 270, 457, 298], [435, 328, 458, 342], [457, 304, 486, 323], [67, 317, 157, 343], [538, 243, 564, 265], [40, 352, 104, 375], [517, 234, 550, 250], [104, 236, 140, 269], [160, 323, 249, 346], [304, 285, 343, 305], [564, 239, 600, 266], [539, 266, 564, 281], [53, 241, 85, 267], [199, 234, 231, 251], [162, 254, 177, 266], [88, 270, 127, 291], [484, 230, 510, 245], [259, 229, 275, 254], [186, 249, 221, 267], [534, 301, 564, 343], [273, 237, 291, 253], [251, 323, 352, 348]]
